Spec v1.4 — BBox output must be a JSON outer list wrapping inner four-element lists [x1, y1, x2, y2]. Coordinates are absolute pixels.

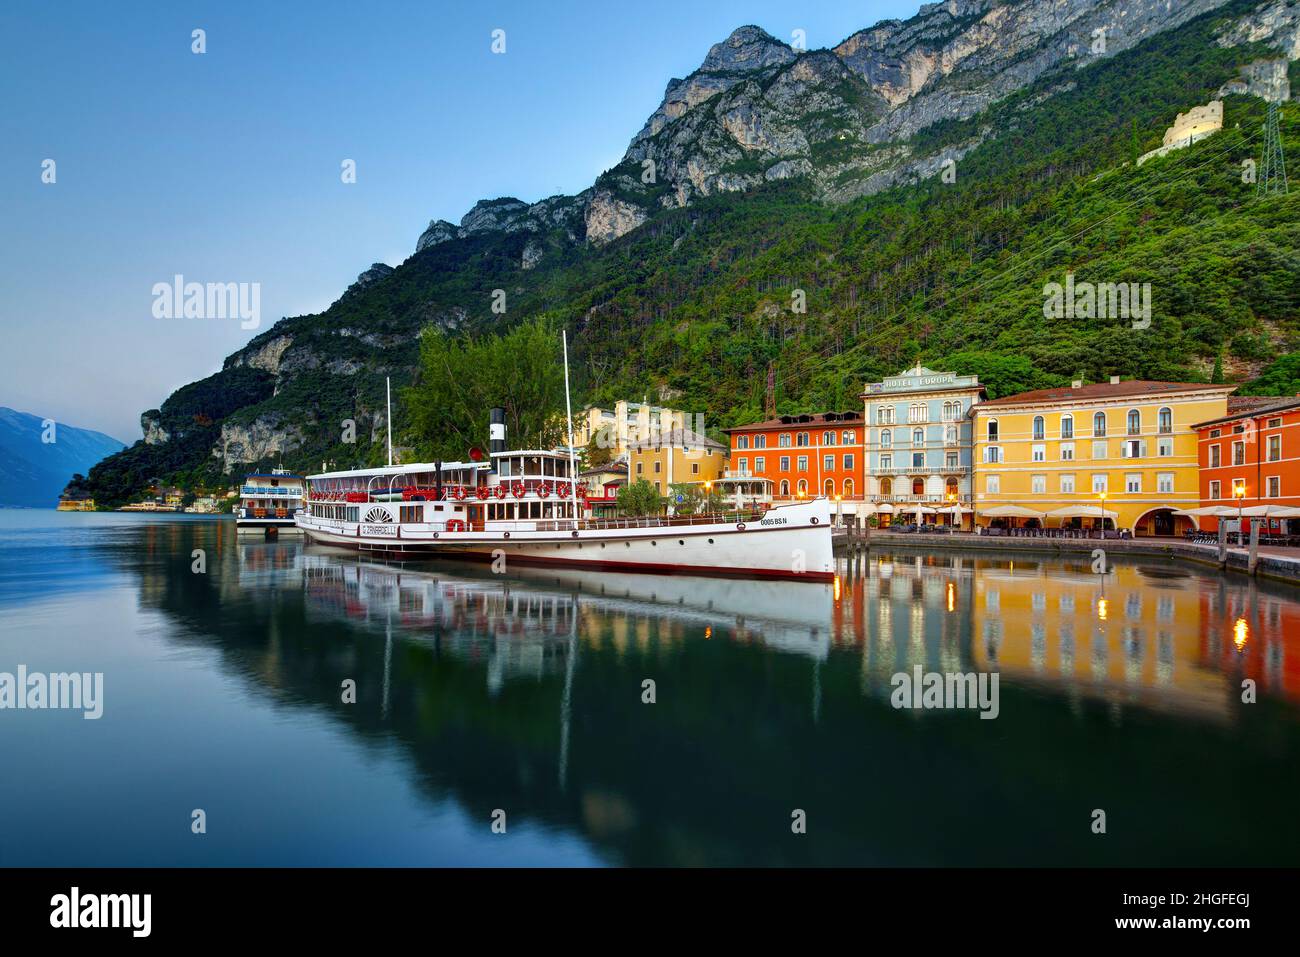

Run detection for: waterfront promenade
[[837, 529, 1300, 585]]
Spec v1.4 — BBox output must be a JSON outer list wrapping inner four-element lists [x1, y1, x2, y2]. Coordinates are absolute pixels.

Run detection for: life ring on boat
[[345, 492, 368, 503], [494, 485, 507, 499], [512, 482, 526, 497], [737, 523, 747, 531], [453, 487, 467, 501], [446, 519, 465, 532], [576, 485, 587, 498], [556, 482, 570, 496], [475, 486, 489, 500]]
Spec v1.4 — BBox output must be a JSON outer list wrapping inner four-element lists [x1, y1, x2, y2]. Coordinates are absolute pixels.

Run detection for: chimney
[[489, 407, 506, 467], [1071, 380, 1083, 389], [1110, 375, 1121, 385]]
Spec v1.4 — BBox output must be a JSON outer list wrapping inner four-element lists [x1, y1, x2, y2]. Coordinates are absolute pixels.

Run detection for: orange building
[[1193, 396, 1300, 534], [722, 411, 866, 522]]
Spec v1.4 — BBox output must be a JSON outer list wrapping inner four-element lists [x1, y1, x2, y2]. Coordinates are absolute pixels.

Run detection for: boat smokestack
[[489, 407, 506, 460]]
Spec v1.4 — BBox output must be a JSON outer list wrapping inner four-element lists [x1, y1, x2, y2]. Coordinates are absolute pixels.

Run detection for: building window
[[1209, 480, 1221, 500], [945, 424, 958, 446], [780, 480, 790, 496], [984, 446, 1002, 464], [1031, 474, 1046, 494], [737, 457, 747, 473], [987, 419, 999, 441], [1156, 437, 1172, 457], [692, 463, 700, 475], [1157, 472, 1174, 494], [912, 428, 924, 445], [797, 479, 808, 496], [1060, 474, 1076, 494], [823, 455, 834, 472], [1032, 444, 1046, 462], [823, 431, 835, 445], [1060, 442, 1075, 461], [842, 430, 854, 444], [779, 433, 791, 447], [943, 400, 961, 421], [1209, 445, 1221, 468], [843, 454, 853, 470], [1033, 416, 1045, 441], [945, 451, 958, 469], [797, 456, 808, 471], [755, 456, 765, 472], [1158, 407, 1172, 434], [880, 478, 893, 497], [881, 454, 892, 470], [877, 407, 894, 425], [1267, 417, 1282, 429], [755, 434, 766, 449], [912, 478, 925, 496], [1123, 439, 1143, 459], [636, 462, 643, 475], [1268, 435, 1281, 462], [1127, 410, 1141, 435], [909, 403, 926, 423], [987, 475, 1001, 494], [844, 478, 854, 497], [1061, 415, 1074, 439], [654, 461, 661, 473], [1092, 440, 1108, 460], [880, 429, 892, 448], [1233, 442, 1245, 466], [1232, 478, 1246, 497], [780, 456, 790, 471], [1092, 474, 1108, 494], [796, 432, 809, 447], [737, 435, 749, 450], [824, 479, 834, 496], [1125, 473, 1142, 493], [1093, 412, 1107, 437], [1268, 475, 1281, 498], [912, 452, 924, 468]]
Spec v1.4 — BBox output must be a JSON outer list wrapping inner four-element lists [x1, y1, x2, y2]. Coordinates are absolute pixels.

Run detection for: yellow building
[[627, 428, 728, 500], [57, 497, 96, 511], [972, 378, 1233, 536], [573, 401, 692, 457]]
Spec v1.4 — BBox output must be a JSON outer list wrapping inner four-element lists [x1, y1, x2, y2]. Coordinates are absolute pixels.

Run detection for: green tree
[[584, 433, 613, 468], [617, 479, 663, 517], [406, 316, 568, 460], [1210, 350, 1225, 385]]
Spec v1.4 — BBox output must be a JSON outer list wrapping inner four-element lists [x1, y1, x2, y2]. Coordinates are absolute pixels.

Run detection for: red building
[[1193, 396, 1300, 534], [722, 411, 866, 523]]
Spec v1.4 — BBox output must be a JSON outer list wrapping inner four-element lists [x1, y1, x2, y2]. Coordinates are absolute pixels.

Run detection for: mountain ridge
[[72, 0, 1300, 506]]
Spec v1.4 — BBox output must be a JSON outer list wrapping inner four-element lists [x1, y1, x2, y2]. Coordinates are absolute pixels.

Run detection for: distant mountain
[[0, 408, 125, 508], [75, 0, 1300, 506]]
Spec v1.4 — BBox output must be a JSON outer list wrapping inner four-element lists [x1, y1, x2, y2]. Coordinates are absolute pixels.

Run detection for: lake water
[[1, 509, 1298, 866]]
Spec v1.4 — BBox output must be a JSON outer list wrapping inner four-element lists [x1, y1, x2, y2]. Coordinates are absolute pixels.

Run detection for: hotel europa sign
[[868, 371, 971, 394]]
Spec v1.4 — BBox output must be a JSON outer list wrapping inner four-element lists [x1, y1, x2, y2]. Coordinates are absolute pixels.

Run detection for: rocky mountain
[[0, 408, 124, 508], [75, 0, 1300, 505], [419, 0, 1260, 254]]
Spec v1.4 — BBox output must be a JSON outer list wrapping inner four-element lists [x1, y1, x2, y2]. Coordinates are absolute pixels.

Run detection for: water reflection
[[3, 512, 1300, 866]]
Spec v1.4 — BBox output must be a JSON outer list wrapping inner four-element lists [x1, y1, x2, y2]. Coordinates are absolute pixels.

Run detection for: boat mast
[[562, 330, 580, 526], [386, 376, 393, 468]]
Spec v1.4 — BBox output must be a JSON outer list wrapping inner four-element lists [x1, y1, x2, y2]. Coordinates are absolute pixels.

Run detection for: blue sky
[[1, 1, 921, 441]]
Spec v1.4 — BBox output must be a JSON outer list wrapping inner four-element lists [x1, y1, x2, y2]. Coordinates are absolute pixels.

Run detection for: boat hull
[[297, 500, 834, 581]]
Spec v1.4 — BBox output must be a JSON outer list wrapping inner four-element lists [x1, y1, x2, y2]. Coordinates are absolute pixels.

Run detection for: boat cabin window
[[400, 505, 423, 524]]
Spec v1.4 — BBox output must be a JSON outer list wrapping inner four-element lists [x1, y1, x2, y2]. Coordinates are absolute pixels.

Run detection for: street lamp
[[947, 490, 958, 534], [835, 493, 842, 526], [1234, 482, 1247, 545], [1098, 490, 1107, 537]]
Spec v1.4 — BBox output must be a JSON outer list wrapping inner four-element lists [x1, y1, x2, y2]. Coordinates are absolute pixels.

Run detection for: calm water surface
[[2, 509, 1299, 866]]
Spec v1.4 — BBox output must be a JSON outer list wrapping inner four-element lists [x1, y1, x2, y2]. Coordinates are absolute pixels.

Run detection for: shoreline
[[840, 530, 1300, 586]]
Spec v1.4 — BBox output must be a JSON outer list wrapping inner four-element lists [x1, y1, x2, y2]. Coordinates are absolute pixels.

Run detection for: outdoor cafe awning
[[1239, 505, 1300, 518], [1172, 506, 1235, 517], [1044, 505, 1118, 520], [876, 503, 895, 514], [980, 505, 1046, 519]]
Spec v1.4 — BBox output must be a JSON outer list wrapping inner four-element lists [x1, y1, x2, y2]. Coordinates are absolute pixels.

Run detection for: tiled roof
[[722, 411, 864, 433], [1194, 394, 1300, 429], [977, 380, 1231, 408]]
